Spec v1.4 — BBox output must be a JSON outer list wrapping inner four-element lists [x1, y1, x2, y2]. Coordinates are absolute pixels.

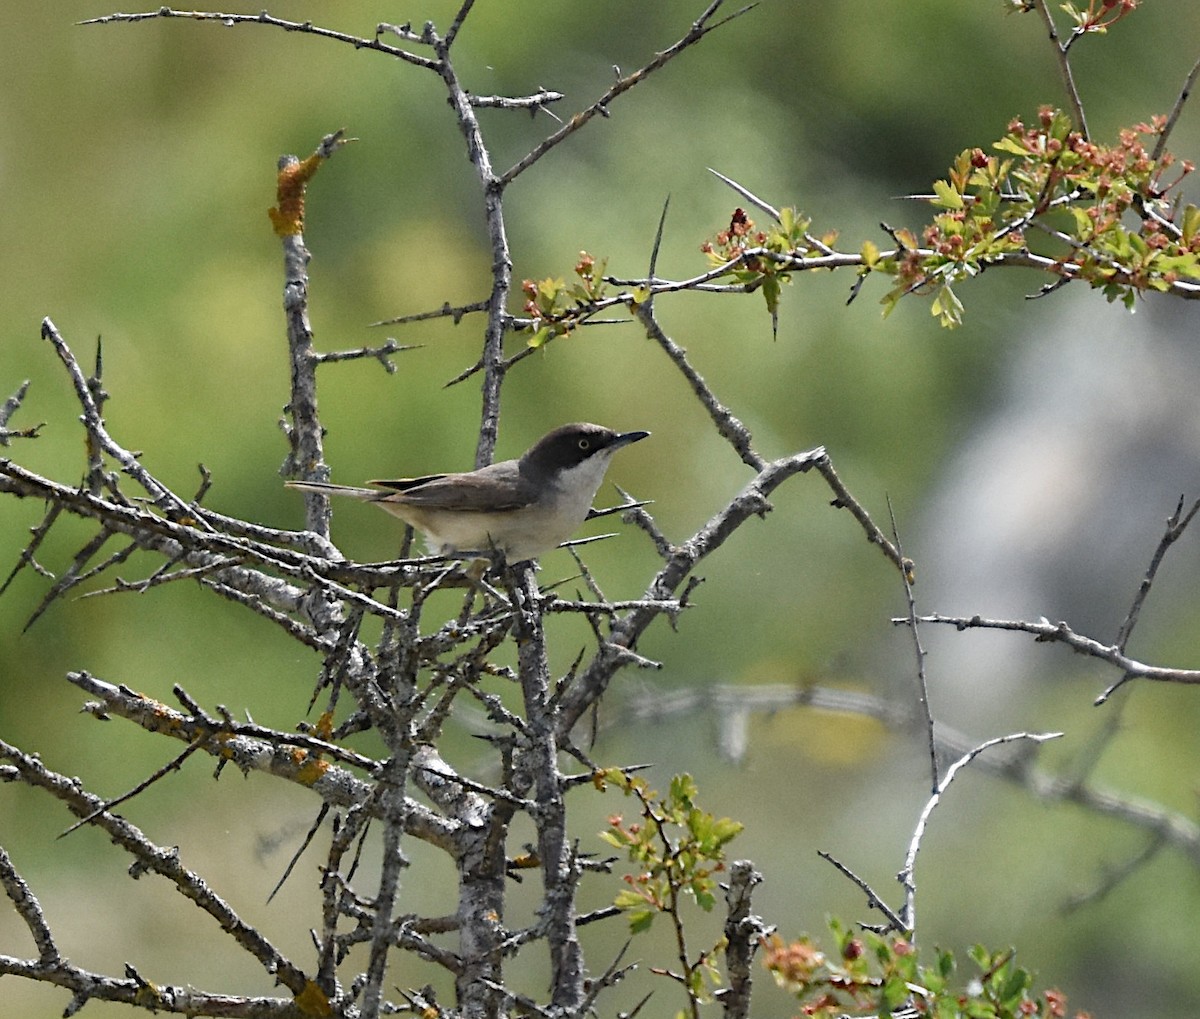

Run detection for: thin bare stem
[[1034, 0, 1089, 137], [816, 851, 906, 934], [898, 731, 1063, 935], [428, 27, 510, 466], [82, 8, 438, 69], [0, 846, 58, 964], [58, 737, 206, 838], [895, 612, 1200, 700], [1153, 54, 1200, 162], [1115, 495, 1200, 652], [498, 1, 757, 186], [638, 304, 762, 471], [888, 500, 936, 791]]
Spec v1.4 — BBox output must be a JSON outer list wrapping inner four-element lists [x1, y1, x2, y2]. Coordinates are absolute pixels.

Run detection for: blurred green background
[[4, 2, 1200, 1016]]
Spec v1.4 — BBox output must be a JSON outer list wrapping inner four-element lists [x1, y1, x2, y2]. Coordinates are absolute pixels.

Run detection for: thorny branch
[[81, 7, 440, 70], [1, 238, 827, 1019], [16, 294, 1198, 1011], [898, 613, 1200, 700], [0, 737, 316, 1004], [497, 1, 758, 187], [0, 314, 907, 1017]]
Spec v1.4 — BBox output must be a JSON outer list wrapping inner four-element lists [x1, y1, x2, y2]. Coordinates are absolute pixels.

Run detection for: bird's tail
[[285, 480, 383, 501]]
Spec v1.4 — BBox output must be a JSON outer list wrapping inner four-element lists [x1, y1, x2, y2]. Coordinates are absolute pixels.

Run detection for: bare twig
[[638, 305, 763, 471], [816, 851, 906, 934], [621, 680, 1200, 871], [444, 0, 477, 49], [1034, 0, 1089, 137], [614, 483, 674, 560], [312, 338, 419, 374], [0, 500, 61, 597], [65, 672, 462, 853], [371, 298, 491, 328], [0, 381, 42, 445], [468, 87, 565, 111], [893, 612, 1200, 701], [58, 736, 206, 838], [21, 527, 117, 632], [82, 8, 438, 69], [362, 756, 412, 1017], [0, 736, 316, 999], [898, 731, 1063, 935], [888, 499, 936, 791], [637, 197, 760, 471], [507, 564, 586, 1010], [1114, 495, 1200, 652], [1152, 54, 1200, 162], [40, 319, 200, 522], [426, 28, 511, 467], [556, 446, 826, 731], [0, 845, 57, 964], [707, 168, 781, 223], [1060, 831, 1167, 913], [274, 129, 353, 543], [812, 454, 908, 575], [499, 1, 758, 186]]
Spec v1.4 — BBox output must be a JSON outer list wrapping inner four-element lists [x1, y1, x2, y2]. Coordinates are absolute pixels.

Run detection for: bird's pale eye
[[577, 439, 590, 450]]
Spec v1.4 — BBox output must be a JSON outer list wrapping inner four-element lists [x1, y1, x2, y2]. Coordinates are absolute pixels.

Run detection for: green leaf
[[710, 816, 744, 847], [1066, 206, 1093, 238], [628, 908, 654, 934], [938, 947, 955, 980], [967, 944, 991, 969], [879, 972, 910, 1009], [931, 178, 965, 210], [992, 136, 1030, 157], [669, 773, 697, 808], [614, 888, 647, 910], [930, 282, 965, 328], [526, 326, 553, 349], [998, 964, 1031, 1005], [1182, 204, 1200, 244]]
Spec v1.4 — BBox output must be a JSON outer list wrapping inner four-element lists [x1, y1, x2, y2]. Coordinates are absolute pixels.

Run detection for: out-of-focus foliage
[[766, 918, 1090, 1019]]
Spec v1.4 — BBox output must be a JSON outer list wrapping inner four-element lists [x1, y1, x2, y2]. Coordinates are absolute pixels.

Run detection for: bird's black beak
[[612, 430, 650, 449]]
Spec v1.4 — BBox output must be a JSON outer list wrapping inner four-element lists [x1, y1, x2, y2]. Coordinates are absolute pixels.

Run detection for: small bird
[[287, 422, 649, 561]]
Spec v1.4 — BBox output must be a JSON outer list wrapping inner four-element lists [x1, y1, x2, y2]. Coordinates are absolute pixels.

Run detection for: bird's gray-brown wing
[[368, 460, 533, 512], [368, 473, 450, 493]]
